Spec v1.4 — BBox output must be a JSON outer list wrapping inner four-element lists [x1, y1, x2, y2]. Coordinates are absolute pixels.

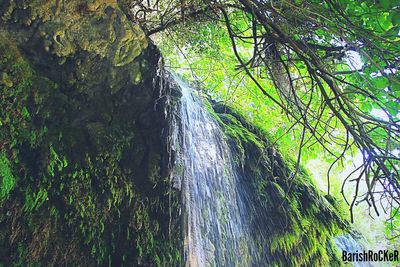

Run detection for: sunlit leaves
[[372, 76, 390, 90], [386, 101, 400, 116], [152, 0, 400, 245]]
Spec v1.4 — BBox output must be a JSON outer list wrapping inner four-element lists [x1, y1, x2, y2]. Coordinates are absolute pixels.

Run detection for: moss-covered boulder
[[0, 1, 181, 266], [211, 102, 348, 266], [166, 76, 348, 266]]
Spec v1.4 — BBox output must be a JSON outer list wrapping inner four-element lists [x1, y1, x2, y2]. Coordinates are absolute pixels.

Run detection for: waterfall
[[335, 235, 373, 267], [170, 74, 264, 266], [169, 73, 371, 267]]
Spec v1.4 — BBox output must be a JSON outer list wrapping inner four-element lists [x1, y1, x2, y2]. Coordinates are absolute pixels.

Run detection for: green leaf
[[392, 83, 400, 98], [372, 76, 389, 90], [391, 12, 400, 26], [386, 101, 400, 116], [360, 102, 373, 113], [378, 12, 393, 31]]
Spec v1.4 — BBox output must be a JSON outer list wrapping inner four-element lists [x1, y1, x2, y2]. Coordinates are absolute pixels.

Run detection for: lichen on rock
[[0, 1, 181, 266], [2, 0, 147, 65]]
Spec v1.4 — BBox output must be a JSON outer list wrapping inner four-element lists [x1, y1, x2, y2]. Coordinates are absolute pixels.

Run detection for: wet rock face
[[2, 0, 148, 92], [0, 1, 181, 266], [2, 0, 148, 57], [170, 75, 346, 267]]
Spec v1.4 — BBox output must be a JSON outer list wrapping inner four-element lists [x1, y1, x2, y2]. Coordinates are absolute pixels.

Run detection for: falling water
[[335, 235, 373, 267], [170, 74, 264, 266]]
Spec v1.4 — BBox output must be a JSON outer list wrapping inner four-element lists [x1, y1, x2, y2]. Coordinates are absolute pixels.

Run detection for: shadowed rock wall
[[0, 1, 181, 266]]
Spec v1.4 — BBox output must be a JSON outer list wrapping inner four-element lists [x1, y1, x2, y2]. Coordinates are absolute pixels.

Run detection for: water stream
[[170, 75, 263, 266], [335, 235, 374, 267], [170, 74, 368, 267]]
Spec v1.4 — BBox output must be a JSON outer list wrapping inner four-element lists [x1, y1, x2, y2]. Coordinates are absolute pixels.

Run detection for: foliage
[[135, 0, 400, 241], [0, 152, 15, 200], [209, 101, 347, 266]]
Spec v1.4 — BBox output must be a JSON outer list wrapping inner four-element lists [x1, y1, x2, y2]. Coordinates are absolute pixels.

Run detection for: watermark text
[[342, 250, 399, 262]]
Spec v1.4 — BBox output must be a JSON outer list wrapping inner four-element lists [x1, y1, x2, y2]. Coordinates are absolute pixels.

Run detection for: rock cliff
[[0, 1, 181, 265]]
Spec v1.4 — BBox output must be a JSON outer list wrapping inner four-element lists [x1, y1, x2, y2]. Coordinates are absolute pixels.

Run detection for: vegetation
[[206, 98, 347, 266], [0, 1, 181, 265], [0, 152, 16, 200], [130, 0, 400, 244], [0, 0, 399, 265], [168, 78, 348, 265]]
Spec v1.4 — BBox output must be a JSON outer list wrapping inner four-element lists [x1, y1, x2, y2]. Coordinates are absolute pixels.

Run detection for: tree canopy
[[126, 0, 400, 240]]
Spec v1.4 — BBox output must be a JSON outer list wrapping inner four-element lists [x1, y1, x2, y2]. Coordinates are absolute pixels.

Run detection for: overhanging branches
[[126, 0, 400, 235], [220, 0, 400, 226]]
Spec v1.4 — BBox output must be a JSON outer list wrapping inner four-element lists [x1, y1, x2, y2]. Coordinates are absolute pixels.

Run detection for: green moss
[[220, 113, 264, 149], [23, 188, 48, 212], [0, 72, 12, 87], [1, 1, 148, 63], [205, 100, 348, 266], [202, 97, 225, 124], [112, 23, 148, 67], [47, 145, 68, 177], [0, 4, 181, 266], [0, 153, 16, 200]]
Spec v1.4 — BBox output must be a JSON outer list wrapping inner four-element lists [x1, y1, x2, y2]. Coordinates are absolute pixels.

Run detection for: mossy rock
[[210, 102, 347, 266], [0, 2, 182, 266]]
